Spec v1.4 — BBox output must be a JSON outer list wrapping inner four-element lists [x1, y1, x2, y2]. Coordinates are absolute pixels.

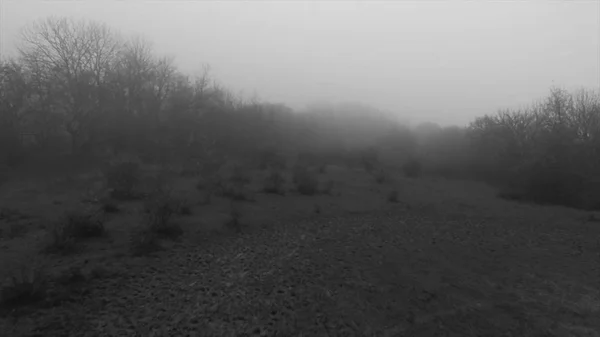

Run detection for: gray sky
[[1, 1, 599, 126]]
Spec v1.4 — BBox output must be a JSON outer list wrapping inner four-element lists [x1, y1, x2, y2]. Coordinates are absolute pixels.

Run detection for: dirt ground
[[0, 156, 599, 336]]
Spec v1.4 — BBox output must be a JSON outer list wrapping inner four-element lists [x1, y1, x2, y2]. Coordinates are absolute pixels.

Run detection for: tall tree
[[18, 17, 120, 153]]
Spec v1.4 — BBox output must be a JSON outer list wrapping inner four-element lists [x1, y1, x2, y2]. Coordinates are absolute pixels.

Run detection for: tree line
[[1, 16, 599, 210]]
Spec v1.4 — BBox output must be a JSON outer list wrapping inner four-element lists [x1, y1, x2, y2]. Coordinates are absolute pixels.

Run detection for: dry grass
[[0, 154, 599, 336]]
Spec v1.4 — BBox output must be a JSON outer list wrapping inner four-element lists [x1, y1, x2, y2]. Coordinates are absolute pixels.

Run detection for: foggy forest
[[0, 2, 599, 336]]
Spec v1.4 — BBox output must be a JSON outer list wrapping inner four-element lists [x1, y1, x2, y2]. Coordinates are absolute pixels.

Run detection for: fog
[[1, 0, 598, 125]]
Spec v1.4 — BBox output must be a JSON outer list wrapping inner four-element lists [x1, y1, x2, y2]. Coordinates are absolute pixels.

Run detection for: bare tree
[[18, 17, 121, 153]]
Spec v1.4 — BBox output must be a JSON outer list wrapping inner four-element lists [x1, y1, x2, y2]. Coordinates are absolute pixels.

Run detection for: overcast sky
[[1, 1, 598, 126]]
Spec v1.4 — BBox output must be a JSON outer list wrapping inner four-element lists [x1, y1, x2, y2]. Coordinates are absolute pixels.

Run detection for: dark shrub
[[293, 166, 319, 196], [103, 161, 141, 200], [1, 265, 48, 309], [143, 191, 183, 240], [388, 190, 399, 203], [263, 170, 286, 195], [64, 211, 106, 239], [532, 170, 582, 207], [195, 177, 214, 205], [225, 203, 242, 232], [43, 210, 105, 254], [101, 200, 120, 213], [497, 188, 528, 202], [374, 169, 387, 184], [179, 203, 193, 216], [44, 222, 78, 255], [2, 222, 29, 239], [500, 160, 587, 208], [130, 228, 162, 256], [220, 183, 254, 201], [211, 167, 254, 201], [54, 266, 87, 286], [0, 207, 28, 221], [314, 204, 321, 214]]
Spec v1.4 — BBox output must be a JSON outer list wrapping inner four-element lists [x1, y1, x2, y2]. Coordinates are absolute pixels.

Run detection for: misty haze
[[0, 1, 599, 336]]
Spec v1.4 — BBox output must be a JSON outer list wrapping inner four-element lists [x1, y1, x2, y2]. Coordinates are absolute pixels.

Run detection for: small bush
[[101, 200, 120, 213], [501, 163, 589, 209], [1, 222, 29, 239], [196, 177, 213, 204], [43, 210, 105, 254], [1, 265, 48, 309], [225, 203, 242, 232], [497, 188, 527, 202], [293, 166, 319, 196], [130, 229, 162, 256], [44, 223, 78, 255], [143, 191, 183, 240], [168, 196, 193, 215], [388, 190, 399, 203], [103, 161, 141, 200], [179, 203, 193, 216], [402, 159, 422, 178], [64, 211, 106, 239], [263, 170, 286, 195], [214, 171, 254, 201], [0, 207, 28, 221], [220, 183, 255, 201], [374, 169, 387, 184], [54, 266, 87, 286], [314, 204, 321, 214]]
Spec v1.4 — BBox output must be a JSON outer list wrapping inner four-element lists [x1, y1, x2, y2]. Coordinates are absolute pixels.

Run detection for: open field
[[1, 154, 599, 337]]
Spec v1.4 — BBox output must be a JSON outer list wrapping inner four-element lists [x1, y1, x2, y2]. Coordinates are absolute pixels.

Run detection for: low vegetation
[[143, 191, 184, 240], [100, 199, 120, 214], [0, 14, 599, 337], [292, 166, 319, 196], [262, 170, 286, 195], [224, 202, 243, 232], [103, 161, 142, 200], [42, 210, 105, 255], [374, 169, 388, 184], [0, 265, 48, 310], [130, 227, 163, 256]]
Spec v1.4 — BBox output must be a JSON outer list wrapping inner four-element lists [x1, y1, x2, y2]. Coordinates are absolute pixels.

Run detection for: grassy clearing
[[0, 152, 598, 336]]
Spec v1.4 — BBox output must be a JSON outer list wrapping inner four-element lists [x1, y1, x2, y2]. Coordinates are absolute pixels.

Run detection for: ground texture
[[3, 203, 599, 337]]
